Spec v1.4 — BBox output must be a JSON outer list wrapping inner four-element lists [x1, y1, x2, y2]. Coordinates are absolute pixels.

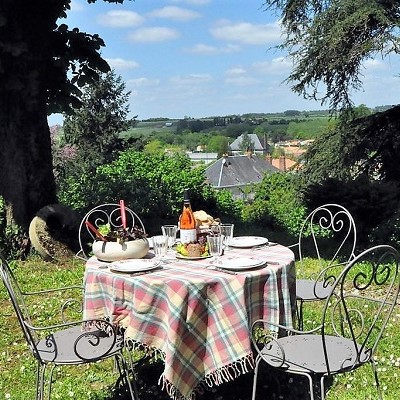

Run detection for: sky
[[48, 0, 400, 125]]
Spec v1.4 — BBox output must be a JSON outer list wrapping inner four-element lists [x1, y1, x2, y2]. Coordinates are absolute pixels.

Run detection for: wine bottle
[[179, 189, 197, 243]]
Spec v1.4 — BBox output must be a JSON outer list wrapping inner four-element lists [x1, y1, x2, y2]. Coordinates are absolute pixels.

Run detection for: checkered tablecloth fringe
[[125, 337, 165, 362], [160, 352, 255, 400]]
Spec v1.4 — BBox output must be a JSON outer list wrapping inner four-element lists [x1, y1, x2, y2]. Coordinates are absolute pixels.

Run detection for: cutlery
[[207, 265, 238, 275]]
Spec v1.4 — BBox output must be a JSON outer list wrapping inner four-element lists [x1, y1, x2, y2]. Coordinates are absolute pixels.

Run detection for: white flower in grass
[[68, 392, 74, 397], [346, 384, 352, 389], [383, 385, 388, 391], [5, 394, 11, 399]]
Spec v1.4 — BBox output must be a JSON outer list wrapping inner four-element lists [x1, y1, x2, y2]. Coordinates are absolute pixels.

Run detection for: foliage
[[0, 197, 30, 259], [58, 151, 208, 232], [206, 135, 230, 156], [302, 176, 400, 248], [97, 223, 148, 243], [287, 116, 335, 140], [242, 173, 306, 238], [263, 0, 400, 111], [238, 131, 254, 152], [299, 105, 400, 185], [62, 70, 134, 171]]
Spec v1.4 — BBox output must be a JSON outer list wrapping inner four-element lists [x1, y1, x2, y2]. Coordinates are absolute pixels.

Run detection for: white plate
[[217, 257, 266, 271], [176, 253, 212, 260], [229, 236, 269, 248], [109, 259, 160, 273]]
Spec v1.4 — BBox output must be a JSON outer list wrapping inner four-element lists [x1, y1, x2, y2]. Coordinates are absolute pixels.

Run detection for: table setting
[[82, 199, 296, 400]]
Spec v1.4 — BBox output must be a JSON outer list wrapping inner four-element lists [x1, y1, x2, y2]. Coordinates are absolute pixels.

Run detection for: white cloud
[[362, 58, 388, 71], [127, 27, 180, 42], [253, 57, 292, 74], [170, 74, 212, 85], [184, 43, 240, 55], [106, 58, 139, 70], [147, 6, 201, 21], [225, 67, 247, 76], [127, 77, 160, 87], [97, 10, 145, 28], [210, 20, 282, 45], [170, 0, 210, 5], [224, 76, 260, 86], [70, 0, 84, 12]]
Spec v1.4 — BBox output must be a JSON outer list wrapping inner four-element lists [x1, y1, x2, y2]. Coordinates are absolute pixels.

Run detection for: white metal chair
[[291, 204, 357, 329], [251, 244, 400, 400], [0, 254, 139, 400], [77, 203, 146, 259]]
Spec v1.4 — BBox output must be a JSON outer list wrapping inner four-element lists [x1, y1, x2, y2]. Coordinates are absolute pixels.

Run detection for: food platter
[[175, 254, 212, 260]]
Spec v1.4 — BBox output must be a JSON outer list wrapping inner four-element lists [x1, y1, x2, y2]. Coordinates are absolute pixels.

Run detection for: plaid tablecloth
[[83, 244, 295, 400]]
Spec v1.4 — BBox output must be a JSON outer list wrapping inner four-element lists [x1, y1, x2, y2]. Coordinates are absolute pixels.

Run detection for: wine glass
[[219, 223, 234, 250], [207, 235, 224, 265], [161, 225, 178, 253], [152, 235, 168, 259]]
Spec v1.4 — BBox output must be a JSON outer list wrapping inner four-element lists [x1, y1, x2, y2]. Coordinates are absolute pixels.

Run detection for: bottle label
[[180, 229, 197, 243]]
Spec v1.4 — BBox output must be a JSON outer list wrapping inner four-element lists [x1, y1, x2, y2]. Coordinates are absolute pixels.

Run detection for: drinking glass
[[152, 235, 168, 259], [219, 223, 234, 250], [161, 225, 178, 252], [207, 235, 224, 264]]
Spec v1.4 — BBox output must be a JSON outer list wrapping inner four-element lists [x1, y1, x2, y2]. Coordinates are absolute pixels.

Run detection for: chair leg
[[296, 299, 304, 330], [46, 364, 56, 400], [320, 375, 326, 400], [251, 355, 261, 400], [304, 373, 315, 400], [36, 362, 55, 400], [115, 353, 139, 400], [370, 359, 383, 400], [36, 362, 45, 400]]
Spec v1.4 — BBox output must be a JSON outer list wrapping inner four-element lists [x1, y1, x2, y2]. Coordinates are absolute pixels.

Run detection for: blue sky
[[48, 0, 400, 125]]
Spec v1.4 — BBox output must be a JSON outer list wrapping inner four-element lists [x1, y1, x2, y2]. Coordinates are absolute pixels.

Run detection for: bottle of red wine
[[179, 189, 197, 243]]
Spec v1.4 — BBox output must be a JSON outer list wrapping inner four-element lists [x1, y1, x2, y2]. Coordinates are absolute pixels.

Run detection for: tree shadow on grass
[[108, 360, 316, 400]]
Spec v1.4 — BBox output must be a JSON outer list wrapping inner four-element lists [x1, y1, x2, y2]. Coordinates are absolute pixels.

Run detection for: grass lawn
[[1, 256, 399, 400]]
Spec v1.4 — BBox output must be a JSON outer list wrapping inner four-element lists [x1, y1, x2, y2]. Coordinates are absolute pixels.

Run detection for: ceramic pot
[[92, 238, 149, 262]]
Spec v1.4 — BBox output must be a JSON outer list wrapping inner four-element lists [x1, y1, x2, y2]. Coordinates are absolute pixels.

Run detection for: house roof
[[229, 133, 265, 151], [205, 154, 279, 188]]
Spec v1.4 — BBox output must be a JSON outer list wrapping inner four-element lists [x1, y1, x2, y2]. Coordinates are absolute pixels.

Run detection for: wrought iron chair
[[77, 202, 146, 259], [291, 204, 357, 329], [251, 244, 400, 400], [0, 254, 139, 400]]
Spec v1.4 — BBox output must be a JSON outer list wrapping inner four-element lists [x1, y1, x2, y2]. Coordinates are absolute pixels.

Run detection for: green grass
[[1, 256, 399, 399]]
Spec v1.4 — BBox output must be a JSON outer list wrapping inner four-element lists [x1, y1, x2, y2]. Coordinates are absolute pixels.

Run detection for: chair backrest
[[321, 245, 400, 374], [0, 254, 41, 359], [298, 203, 357, 270], [1, 253, 119, 364], [77, 203, 146, 259]]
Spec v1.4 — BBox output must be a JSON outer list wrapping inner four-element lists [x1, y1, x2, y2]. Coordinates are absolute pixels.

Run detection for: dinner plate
[[217, 257, 266, 271], [109, 259, 160, 273], [176, 254, 212, 260], [218, 257, 266, 271], [229, 236, 269, 248]]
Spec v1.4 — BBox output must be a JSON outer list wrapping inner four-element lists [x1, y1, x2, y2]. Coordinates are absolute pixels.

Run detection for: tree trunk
[[0, 1, 58, 229]]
